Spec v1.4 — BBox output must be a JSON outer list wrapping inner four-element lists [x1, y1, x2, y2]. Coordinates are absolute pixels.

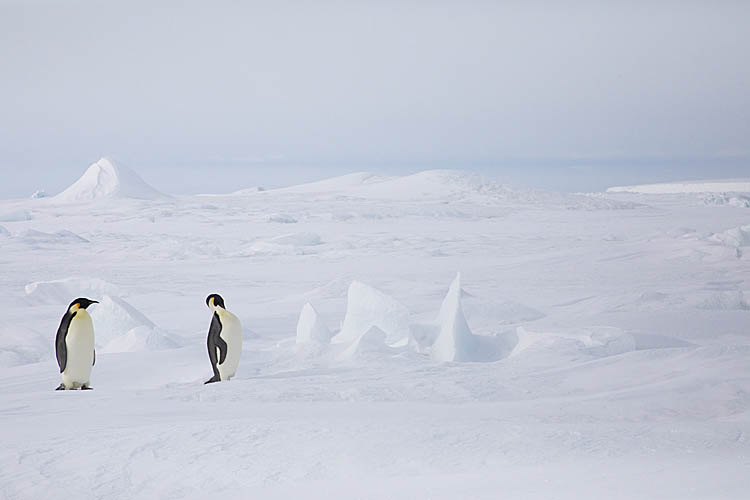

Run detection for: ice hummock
[[430, 273, 478, 362], [295, 302, 332, 345], [54, 157, 166, 202], [332, 281, 411, 346]]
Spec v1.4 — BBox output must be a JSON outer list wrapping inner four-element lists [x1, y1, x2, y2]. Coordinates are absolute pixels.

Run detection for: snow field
[[0, 163, 749, 499]]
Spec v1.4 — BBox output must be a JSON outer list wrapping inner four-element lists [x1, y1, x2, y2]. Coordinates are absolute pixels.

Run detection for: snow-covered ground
[[1, 159, 749, 499]]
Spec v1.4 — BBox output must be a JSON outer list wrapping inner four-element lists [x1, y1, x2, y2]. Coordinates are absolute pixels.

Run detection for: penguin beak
[[91, 300, 99, 304]]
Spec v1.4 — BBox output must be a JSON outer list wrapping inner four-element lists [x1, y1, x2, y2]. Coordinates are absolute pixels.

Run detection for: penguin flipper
[[93, 349, 96, 367], [207, 313, 223, 380], [216, 336, 228, 365], [55, 311, 74, 373]]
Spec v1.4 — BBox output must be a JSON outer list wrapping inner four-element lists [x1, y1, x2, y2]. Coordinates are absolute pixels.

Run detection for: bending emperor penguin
[[204, 294, 242, 384], [55, 298, 98, 390]]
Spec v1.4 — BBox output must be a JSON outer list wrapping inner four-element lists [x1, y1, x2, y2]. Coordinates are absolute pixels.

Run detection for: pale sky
[[1, 0, 748, 196]]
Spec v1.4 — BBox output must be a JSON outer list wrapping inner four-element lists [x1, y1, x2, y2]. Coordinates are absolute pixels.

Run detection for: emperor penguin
[[55, 298, 98, 390], [204, 294, 242, 384]]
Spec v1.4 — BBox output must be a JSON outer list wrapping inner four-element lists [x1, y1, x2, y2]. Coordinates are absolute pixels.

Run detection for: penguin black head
[[206, 294, 225, 309], [68, 298, 98, 312]]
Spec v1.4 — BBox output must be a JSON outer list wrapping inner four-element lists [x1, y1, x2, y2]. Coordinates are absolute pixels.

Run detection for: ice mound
[[701, 193, 750, 208], [274, 169, 634, 209], [0, 225, 9, 237], [0, 209, 32, 222], [25, 277, 120, 305], [273, 172, 387, 194], [90, 295, 179, 352], [54, 157, 166, 202], [266, 213, 297, 223], [296, 303, 332, 345], [231, 186, 265, 195], [269, 232, 321, 246], [338, 326, 397, 360], [16, 229, 89, 246], [607, 179, 750, 194], [710, 225, 750, 248], [513, 326, 636, 361], [30, 189, 48, 199], [332, 281, 411, 346], [431, 273, 478, 362], [246, 232, 322, 255]]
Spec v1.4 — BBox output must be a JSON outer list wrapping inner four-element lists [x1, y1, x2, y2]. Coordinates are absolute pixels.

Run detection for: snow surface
[[1, 168, 749, 499], [54, 157, 166, 202]]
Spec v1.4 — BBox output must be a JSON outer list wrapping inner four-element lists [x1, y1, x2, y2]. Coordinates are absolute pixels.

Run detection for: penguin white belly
[[62, 312, 94, 388], [217, 310, 242, 380]]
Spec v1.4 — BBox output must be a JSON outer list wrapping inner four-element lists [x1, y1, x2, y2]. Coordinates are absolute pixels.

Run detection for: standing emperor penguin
[[55, 298, 98, 390], [204, 294, 242, 384]]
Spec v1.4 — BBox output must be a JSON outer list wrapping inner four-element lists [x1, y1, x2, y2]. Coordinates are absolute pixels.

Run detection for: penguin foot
[[204, 375, 221, 384], [81, 385, 93, 390], [55, 383, 66, 391]]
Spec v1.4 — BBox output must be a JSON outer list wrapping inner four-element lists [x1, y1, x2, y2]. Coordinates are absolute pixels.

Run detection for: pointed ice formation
[[431, 273, 476, 362], [295, 302, 332, 345], [332, 281, 411, 346], [54, 157, 166, 202]]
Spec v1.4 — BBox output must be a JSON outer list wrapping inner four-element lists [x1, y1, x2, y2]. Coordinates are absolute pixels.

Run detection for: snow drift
[[245, 232, 323, 256], [0, 324, 50, 367], [90, 295, 179, 352], [0, 209, 32, 222], [512, 326, 636, 361], [15, 229, 89, 246], [25, 277, 120, 305], [54, 157, 166, 202]]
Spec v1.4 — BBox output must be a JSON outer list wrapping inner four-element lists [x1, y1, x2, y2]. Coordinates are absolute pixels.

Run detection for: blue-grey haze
[[1, 0, 748, 197]]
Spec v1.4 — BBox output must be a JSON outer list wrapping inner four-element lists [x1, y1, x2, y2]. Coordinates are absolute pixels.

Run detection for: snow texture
[[1, 169, 749, 499]]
